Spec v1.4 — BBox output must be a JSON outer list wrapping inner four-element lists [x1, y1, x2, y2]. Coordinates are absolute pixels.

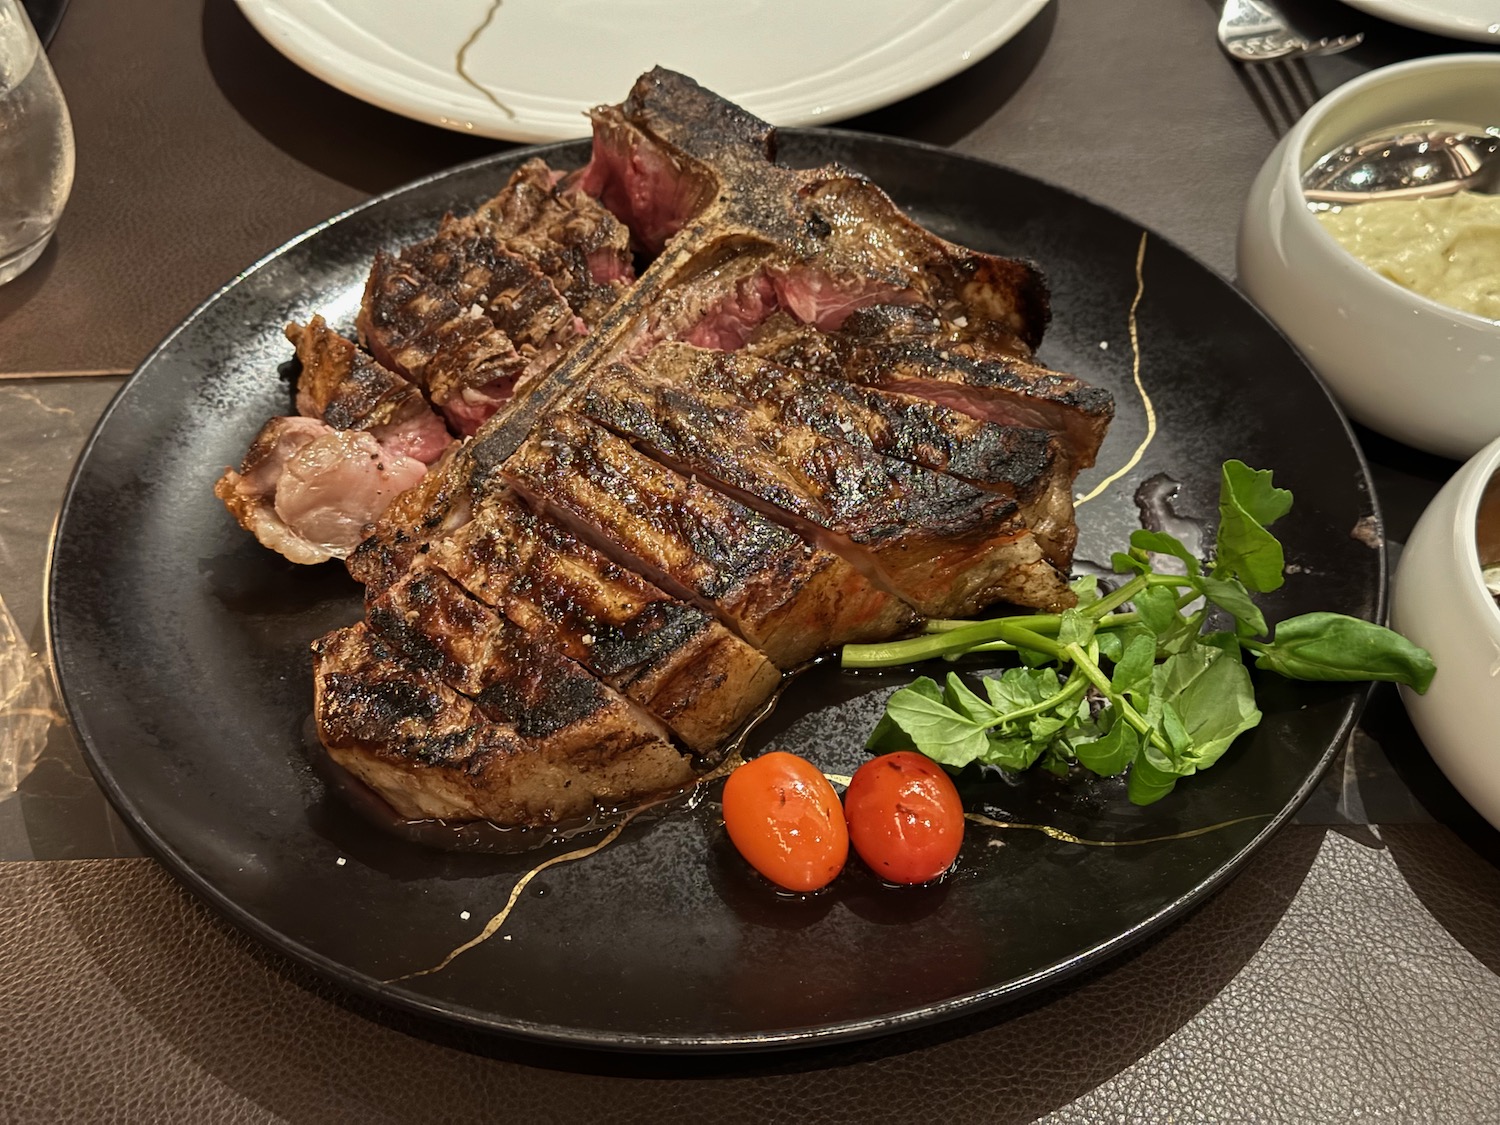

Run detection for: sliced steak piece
[[578, 347, 1073, 615], [357, 213, 584, 437], [471, 157, 635, 328], [216, 319, 452, 566], [693, 332, 1080, 568], [503, 412, 915, 669], [313, 623, 695, 826], [215, 417, 427, 565], [571, 100, 722, 255], [368, 565, 675, 755], [835, 306, 1115, 470], [287, 316, 452, 465], [427, 489, 780, 753]]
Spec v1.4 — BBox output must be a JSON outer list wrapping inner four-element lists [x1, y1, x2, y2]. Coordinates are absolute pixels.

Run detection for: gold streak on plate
[[387, 810, 640, 982], [1075, 231, 1157, 508], [965, 811, 1270, 846]]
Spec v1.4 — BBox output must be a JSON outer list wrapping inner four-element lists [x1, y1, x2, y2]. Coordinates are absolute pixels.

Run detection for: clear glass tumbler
[[0, 0, 73, 286]]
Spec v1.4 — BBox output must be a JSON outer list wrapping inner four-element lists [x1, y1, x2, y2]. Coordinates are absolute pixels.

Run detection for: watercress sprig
[[843, 460, 1435, 805]]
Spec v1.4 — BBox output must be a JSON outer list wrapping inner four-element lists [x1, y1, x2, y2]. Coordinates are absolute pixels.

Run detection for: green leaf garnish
[[1248, 612, 1436, 692], [1152, 644, 1262, 770], [1215, 460, 1292, 593], [1130, 529, 1201, 577], [845, 460, 1435, 807], [1073, 717, 1139, 777], [875, 677, 990, 768]]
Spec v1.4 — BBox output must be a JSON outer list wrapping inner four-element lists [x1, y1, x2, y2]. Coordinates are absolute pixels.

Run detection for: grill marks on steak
[[577, 346, 1072, 616], [833, 306, 1115, 470], [313, 623, 694, 826], [426, 489, 780, 753], [504, 412, 916, 669], [357, 158, 636, 437], [472, 158, 636, 327], [288, 317, 453, 465], [654, 337, 1082, 573], [218, 156, 637, 570], [292, 69, 1116, 829], [358, 222, 582, 437], [367, 566, 676, 752]]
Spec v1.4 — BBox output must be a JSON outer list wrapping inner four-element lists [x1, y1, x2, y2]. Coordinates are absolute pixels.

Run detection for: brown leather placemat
[[4, 826, 1499, 1123]]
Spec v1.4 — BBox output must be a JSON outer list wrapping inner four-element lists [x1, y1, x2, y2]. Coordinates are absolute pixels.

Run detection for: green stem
[[843, 570, 1193, 669], [1063, 641, 1114, 695], [924, 618, 1005, 634], [841, 619, 1012, 668], [942, 639, 1019, 660], [991, 622, 1066, 660], [1086, 573, 1148, 619], [1062, 641, 1165, 751], [991, 667, 1089, 724], [844, 616, 1064, 668]]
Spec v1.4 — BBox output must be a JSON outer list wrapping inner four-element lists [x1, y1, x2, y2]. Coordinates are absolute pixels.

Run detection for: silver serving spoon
[[1302, 122, 1500, 206]]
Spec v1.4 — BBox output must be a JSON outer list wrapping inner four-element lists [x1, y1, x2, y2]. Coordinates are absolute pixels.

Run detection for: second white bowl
[[1391, 434, 1500, 830]]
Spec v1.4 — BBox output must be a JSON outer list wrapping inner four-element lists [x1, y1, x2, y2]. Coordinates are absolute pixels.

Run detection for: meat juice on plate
[[0, 0, 73, 285]]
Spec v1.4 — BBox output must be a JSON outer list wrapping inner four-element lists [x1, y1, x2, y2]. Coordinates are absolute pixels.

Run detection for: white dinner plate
[[1340, 0, 1500, 43], [233, 0, 1050, 142]]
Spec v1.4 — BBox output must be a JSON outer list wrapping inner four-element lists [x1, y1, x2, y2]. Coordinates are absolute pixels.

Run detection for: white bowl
[[1390, 434, 1500, 830], [1238, 54, 1500, 461]]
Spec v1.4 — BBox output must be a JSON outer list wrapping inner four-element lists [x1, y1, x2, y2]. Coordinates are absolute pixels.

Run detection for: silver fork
[[1217, 0, 1364, 135], [1217, 0, 1364, 62]]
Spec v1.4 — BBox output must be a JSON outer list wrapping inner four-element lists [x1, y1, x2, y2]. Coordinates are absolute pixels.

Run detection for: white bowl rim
[[1450, 438, 1500, 633], [1278, 52, 1500, 334]]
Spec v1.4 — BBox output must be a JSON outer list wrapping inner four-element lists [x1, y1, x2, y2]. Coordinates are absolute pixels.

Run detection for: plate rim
[[47, 130, 1385, 1053], [1340, 0, 1500, 42]]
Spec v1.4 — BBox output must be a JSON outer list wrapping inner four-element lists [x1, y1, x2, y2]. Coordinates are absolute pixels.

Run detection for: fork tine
[[1240, 55, 1320, 136], [1310, 32, 1364, 57], [1273, 55, 1320, 122]]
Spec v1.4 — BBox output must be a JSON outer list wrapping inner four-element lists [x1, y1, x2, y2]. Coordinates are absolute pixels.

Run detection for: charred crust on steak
[[623, 68, 777, 168]]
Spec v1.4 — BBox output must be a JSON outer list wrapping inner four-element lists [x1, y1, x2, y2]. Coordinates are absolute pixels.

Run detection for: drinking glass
[[0, 0, 73, 286]]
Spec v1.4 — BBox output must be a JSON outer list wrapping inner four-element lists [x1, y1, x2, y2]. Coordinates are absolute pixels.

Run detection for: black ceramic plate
[[49, 133, 1381, 1052]]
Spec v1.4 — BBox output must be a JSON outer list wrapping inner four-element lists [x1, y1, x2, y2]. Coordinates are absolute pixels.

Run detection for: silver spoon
[[1302, 122, 1500, 206]]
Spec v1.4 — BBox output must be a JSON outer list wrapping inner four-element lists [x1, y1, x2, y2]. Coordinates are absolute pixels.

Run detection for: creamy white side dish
[[1315, 191, 1500, 321]]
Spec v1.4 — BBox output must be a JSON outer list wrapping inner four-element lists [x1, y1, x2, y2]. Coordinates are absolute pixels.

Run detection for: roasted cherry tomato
[[844, 752, 965, 885], [722, 751, 848, 892]]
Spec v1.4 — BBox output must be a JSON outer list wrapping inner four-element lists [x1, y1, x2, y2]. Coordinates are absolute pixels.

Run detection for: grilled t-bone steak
[[221, 69, 1118, 832]]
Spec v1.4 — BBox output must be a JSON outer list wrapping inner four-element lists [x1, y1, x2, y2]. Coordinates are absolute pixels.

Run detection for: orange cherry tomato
[[722, 751, 848, 892], [844, 752, 965, 885]]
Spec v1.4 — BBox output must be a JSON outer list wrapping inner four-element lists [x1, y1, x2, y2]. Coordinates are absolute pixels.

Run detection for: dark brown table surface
[[3, 0, 1499, 1120]]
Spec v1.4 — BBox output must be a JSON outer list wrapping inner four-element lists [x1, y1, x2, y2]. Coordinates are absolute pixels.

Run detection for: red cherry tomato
[[844, 752, 965, 885], [722, 751, 848, 892]]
